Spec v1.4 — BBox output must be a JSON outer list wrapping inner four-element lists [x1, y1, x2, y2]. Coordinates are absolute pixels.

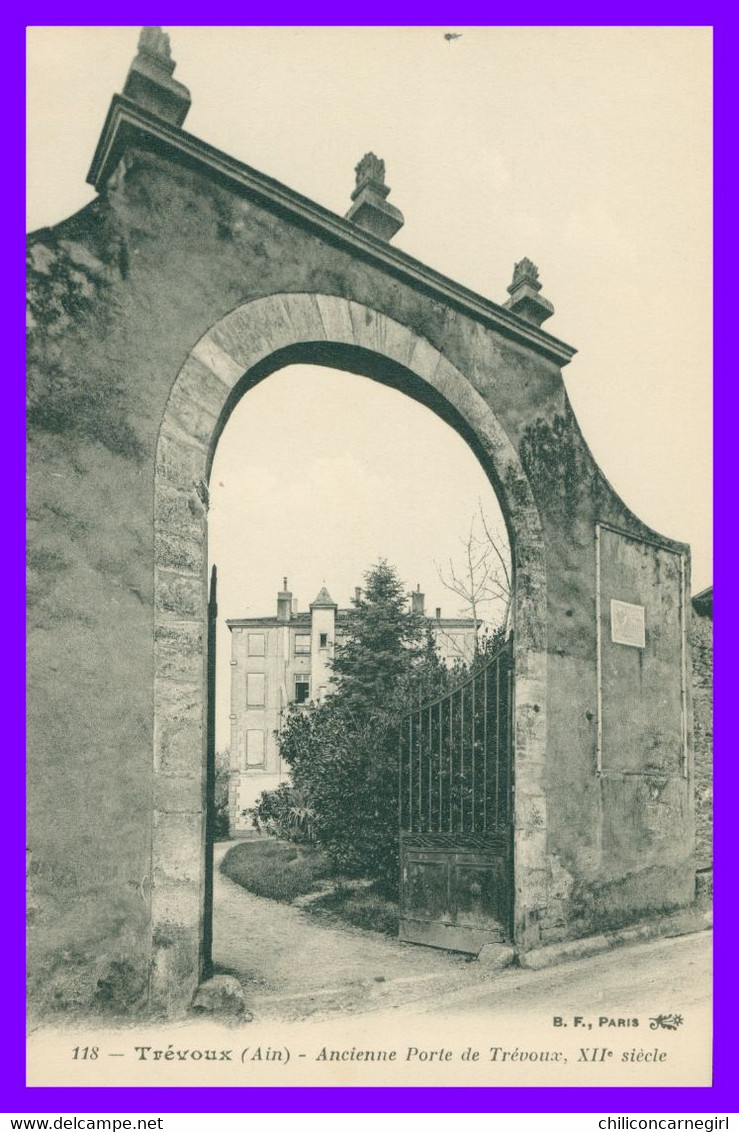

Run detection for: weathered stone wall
[[690, 605, 712, 871], [27, 200, 156, 1017], [27, 137, 695, 1015]]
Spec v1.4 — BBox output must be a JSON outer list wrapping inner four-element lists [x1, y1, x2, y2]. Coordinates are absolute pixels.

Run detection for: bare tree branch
[[434, 508, 512, 656], [477, 502, 511, 593]]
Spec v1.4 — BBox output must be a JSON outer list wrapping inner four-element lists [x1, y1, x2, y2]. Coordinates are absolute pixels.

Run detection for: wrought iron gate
[[399, 637, 514, 953]]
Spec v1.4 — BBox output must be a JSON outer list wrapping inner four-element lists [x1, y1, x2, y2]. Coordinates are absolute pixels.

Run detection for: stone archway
[[151, 292, 548, 1013], [26, 28, 698, 1025]]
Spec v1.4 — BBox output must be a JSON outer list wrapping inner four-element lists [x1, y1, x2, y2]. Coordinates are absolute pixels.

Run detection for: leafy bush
[[248, 782, 315, 843], [280, 701, 401, 894], [220, 839, 331, 903]]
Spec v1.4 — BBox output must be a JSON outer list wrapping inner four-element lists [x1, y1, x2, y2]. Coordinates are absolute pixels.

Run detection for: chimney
[[355, 587, 362, 603], [277, 577, 292, 622], [411, 584, 425, 616], [435, 607, 441, 620]]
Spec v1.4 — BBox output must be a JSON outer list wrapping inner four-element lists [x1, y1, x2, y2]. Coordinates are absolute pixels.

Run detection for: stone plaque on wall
[[610, 599, 646, 648], [597, 524, 687, 776]]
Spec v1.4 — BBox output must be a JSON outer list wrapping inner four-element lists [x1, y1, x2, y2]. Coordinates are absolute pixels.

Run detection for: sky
[[26, 27, 712, 743]]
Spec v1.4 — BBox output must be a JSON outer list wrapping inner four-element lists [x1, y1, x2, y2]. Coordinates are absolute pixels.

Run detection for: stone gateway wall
[[690, 594, 713, 874], [26, 32, 697, 1017]]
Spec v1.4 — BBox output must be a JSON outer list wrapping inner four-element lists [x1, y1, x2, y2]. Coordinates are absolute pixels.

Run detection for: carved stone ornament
[[504, 256, 554, 327], [345, 152, 403, 241], [137, 27, 176, 75], [122, 26, 191, 127], [354, 152, 387, 192], [509, 257, 541, 292]]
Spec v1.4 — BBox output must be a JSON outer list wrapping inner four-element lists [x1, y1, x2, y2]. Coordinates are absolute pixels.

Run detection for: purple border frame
[[13, 7, 731, 1115]]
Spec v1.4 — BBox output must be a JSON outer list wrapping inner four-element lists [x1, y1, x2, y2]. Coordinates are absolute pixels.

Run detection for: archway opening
[[205, 361, 514, 1011], [151, 294, 548, 1016]]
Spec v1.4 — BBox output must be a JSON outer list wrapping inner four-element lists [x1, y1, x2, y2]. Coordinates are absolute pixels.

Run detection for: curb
[[515, 907, 712, 971]]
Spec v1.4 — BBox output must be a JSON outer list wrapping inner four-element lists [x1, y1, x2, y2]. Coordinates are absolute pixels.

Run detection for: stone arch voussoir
[[151, 292, 549, 1012]]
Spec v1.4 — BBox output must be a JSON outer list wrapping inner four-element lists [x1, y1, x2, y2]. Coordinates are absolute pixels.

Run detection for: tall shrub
[[278, 561, 451, 893]]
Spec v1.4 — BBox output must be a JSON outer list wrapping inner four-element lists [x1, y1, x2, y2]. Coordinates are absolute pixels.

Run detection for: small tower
[[345, 153, 404, 242], [310, 584, 338, 702]]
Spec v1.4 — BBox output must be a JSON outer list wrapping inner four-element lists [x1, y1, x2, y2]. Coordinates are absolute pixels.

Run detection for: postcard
[[26, 26, 712, 1090]]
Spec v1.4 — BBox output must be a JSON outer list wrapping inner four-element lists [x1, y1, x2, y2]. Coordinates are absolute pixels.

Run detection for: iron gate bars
[[399, 637, 513, 836]]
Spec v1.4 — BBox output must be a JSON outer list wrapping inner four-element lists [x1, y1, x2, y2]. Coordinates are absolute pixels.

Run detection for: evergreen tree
[[330, 559, 427, 714], [278, 560, 448, 892]]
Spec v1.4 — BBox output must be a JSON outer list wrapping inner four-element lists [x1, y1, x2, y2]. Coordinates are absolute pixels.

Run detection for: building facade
[[226, 581, 478, 827]]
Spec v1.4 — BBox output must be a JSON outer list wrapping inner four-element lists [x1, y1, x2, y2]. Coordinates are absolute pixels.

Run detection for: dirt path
[[213, 842, 712, 1027], [212, 841, 500, 1020]]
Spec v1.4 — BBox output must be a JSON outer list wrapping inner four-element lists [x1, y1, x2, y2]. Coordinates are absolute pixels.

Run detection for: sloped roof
[[310, 585, 337, 608], [692, 585, 713, 617]]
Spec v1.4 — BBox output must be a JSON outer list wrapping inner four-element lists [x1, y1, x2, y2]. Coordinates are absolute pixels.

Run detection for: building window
[[319, 633, 328, 648], [294, 673, 310, 704], [295, 634, 310, 655], [248, 633, 265, 657], [246, 729, 265, 767], [246, 672, 265, 707]]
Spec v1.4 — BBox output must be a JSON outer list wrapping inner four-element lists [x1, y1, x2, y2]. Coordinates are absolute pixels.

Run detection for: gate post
[[510, 539, 549, 950]]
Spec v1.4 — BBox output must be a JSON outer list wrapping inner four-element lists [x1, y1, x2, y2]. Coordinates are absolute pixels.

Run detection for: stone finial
[[503, 258, 554, 327], [345, 152, 404, 242], [122, 26, 191, 127], [137, 27, 176, 74], [510, 257, 540, 290], [353, 153, 389, 198]]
